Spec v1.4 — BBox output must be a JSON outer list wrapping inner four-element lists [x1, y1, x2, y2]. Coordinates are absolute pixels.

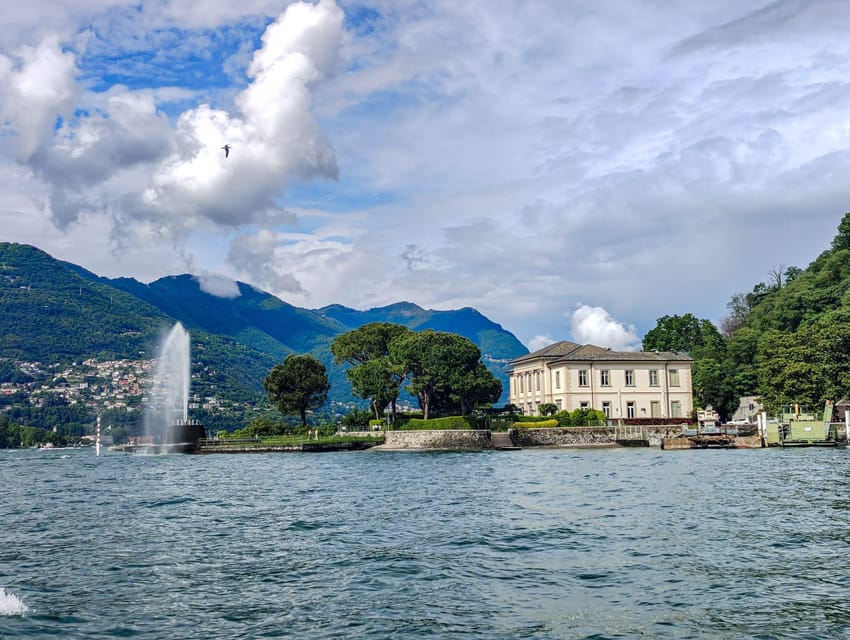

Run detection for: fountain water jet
[[138, 322, 204, 453]]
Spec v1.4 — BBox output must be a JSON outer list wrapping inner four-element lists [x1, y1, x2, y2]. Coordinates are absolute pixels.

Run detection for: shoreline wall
[[382, 430, 492, 450], [511, 425, 678, 448]]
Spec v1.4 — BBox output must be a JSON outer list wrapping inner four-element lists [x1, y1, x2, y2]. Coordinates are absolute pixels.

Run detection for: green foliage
[[556, 408, 607, 427], [538, 403, 558, 416], [390, 330, 485, 420], [514, 419, 559, 429], [642, 313, 724, 354], [713, 213, 850, 415], [263, 355, 330, 427], [342, 408, 373, 428], [831, 212, 850, 251], [402, 416, 472, 430], [0, 414, 75, 448], [331, 323, 411, 420]]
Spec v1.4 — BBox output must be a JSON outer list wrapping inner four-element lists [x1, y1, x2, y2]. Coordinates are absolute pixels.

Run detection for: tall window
[[520, 375, 524, 393], [669, 369, 680, 386], [625, 369, 634, 386], [626, 401, 635, 418], [671, 400, 681, 417], [556, 399, 562, 410], [580, 401, 589, 410], [649, 369, 659, 387], [650, 401, 660, 418], [536, 370, 541, 391], [555, 370, 561, 389], [578, 370, 588, 386], [600, 370, 610, 386], [602, 401, 611, 417]]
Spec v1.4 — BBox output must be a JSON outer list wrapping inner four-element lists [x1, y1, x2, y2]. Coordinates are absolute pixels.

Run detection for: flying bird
[[221, 144, 231, 158]]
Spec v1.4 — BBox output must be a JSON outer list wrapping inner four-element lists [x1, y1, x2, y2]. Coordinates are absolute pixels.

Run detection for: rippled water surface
[[2, 447, 849, 639]]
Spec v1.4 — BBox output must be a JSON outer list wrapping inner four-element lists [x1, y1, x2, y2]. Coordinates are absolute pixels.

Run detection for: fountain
[[128, 322, 206, 453]]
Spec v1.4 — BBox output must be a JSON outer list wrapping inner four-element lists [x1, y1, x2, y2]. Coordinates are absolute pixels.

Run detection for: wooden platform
[[661, 434, 765, 450]]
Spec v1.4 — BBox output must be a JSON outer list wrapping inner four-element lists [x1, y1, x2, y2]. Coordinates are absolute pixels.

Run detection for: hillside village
[[1, 357, 244, 420]]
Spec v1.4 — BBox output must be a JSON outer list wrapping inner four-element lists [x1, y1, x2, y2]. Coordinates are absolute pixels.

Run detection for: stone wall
[[380, 426, 685, 450], [382, 429, 492, 450], [512, 426, 679, 448]]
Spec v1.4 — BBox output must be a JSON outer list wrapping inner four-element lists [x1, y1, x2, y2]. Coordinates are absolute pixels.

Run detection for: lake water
[[1, 446, 849, 639]]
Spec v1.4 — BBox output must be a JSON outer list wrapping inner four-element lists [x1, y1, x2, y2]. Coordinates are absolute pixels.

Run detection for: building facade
[[508, 341, 694, 420]]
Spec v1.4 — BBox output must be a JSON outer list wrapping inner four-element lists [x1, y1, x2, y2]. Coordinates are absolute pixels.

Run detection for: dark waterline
[[1, 447, 849, 639]]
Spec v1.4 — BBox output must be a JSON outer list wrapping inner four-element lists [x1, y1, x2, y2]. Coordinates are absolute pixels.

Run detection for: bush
[[513, 419, 559, 429], [402, 416, 472, 430], [342, 409, 373, 428], [555, 409, 607, 427]]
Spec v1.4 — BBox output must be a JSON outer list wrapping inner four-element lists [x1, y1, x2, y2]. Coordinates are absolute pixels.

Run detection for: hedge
[[513, 419, 559, 429], [401, 416, 472, 430]]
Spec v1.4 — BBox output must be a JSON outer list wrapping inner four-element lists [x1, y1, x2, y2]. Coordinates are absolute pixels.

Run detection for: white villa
[[508, 341, 694, 420]]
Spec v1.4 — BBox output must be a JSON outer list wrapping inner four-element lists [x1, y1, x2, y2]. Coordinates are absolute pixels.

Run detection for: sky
[[1, 0, 849, 352]]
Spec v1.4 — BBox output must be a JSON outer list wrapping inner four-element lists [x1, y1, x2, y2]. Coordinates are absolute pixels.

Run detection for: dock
[[661, 434, 765, 450]]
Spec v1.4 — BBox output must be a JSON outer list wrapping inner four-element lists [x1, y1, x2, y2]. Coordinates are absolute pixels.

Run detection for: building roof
[[510, 340, 692, 368]]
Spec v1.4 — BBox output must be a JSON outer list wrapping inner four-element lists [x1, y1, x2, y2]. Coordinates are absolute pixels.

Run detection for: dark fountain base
[[113, 421, 207, 454]]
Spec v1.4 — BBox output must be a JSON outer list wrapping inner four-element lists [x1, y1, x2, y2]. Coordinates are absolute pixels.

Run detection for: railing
[[198, 437, 262, 447], [614, 424, 648, 441]]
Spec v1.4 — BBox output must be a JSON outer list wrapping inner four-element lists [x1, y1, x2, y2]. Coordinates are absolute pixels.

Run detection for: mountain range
[[0, 242, 528, 406]]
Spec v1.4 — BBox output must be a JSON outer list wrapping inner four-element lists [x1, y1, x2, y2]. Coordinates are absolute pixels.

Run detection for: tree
[[263, 355, 330, 427], [331, 323, 411, 422], [347, 358, 405, 420], [831, 211, 850, 251], [452, 361, 502, 416], [642, 314, 723, 354], [389, 330, 482, 420]]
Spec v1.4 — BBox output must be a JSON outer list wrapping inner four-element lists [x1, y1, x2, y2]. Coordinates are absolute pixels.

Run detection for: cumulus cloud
[[527, 335, 555, 352], [570, 304, 640, 352], [226, 230, 306, 296], [0, 37, 77, 162], [143, 0, 342, 228], [3, 0, 850, 350], [1, 0, 343, 240], [195, 273, 241, 299]]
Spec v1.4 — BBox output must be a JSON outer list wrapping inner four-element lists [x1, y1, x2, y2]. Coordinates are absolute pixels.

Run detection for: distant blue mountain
[[3, 242, 529, 405]]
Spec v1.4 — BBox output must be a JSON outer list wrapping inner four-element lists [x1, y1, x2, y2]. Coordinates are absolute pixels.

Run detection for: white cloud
[[143, 0, 344, 229], [195, 273, 241, 299], [570, 304, 640, 352], [527, 335, 555, 352], [0, 37, 77, 162], [2, 0, 850, 349]]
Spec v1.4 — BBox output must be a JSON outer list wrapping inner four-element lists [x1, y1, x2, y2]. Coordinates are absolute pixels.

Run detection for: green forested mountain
[[723, 212, 850, 412], [644, 212, 850, 418], [0, 243, 278, 401], [1, 242, 527, 407]]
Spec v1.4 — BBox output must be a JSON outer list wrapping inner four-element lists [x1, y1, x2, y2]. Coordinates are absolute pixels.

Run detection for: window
[[520, 375, 524, 393], [649, 369, 659, 387], [669, 369, 680, 387], [578, 370, 588, 386], [671, 401, 681, 418], [580, 401, 589, 410], [536, 370, 541, 392], [556, 399, 562, 410], [650, 401, 660, 418], [600, 370, 610, 386], [602, 401, 611, 417], [626, 401, 635, 418], [625, 369, 634, 386], [555, 370, 561, 389]]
